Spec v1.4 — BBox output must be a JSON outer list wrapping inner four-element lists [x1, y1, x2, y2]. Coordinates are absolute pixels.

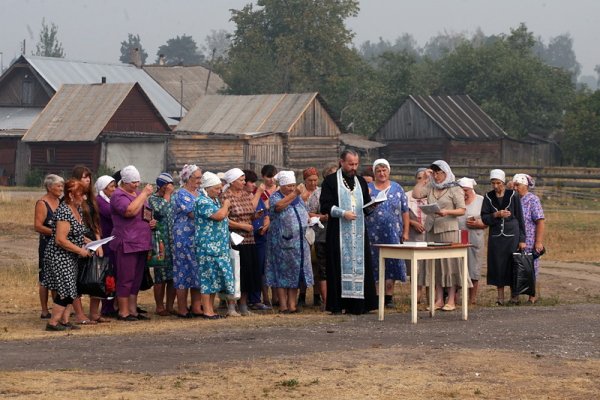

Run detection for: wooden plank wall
[[0, 138, 17, 179], [0, 66, 51, 106], [168, 137, 245, 172], [245, 135, 284, 172], [29, 142, 100, 176], [375, 100, 446, 141], [379, 138, 448, 165], [447, 140, 503, 165], [105, 87, 169, 133], [289, 99, 341, 138], [286, 136, 340, 170]]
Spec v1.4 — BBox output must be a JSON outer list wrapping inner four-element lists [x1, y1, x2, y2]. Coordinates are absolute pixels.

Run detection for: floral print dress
[[148, 193, 174, 283], [171, 188, 199, 289], [520, 192, 545, 276], [194, 193, 234, 295], [366, 181, 409, 282]]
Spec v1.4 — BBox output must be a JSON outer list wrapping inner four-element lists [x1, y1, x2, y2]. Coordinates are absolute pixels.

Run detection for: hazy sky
[[1, 0, 599, 76]]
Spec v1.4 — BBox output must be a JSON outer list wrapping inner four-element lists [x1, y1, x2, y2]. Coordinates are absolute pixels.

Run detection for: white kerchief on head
[[121, 165, 141, 183], [201, 171, 221, 188], [224, 168, 244, 184], [95, 175, 115, 193], [490, 169, 506, 183], [512, 173, 528, 186], [372, 158, 390, 173], [457, 177, 477, 189], [179, 164, 199, 186], [275, 171, 296, 186]]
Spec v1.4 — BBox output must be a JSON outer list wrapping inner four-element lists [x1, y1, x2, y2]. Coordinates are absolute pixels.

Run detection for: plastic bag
[[147, 230, 167, 268], [77, 254, 114, 298], [229, 248, 241, 300], [139, 268, 154, 291], [512, 252, 535, 296]]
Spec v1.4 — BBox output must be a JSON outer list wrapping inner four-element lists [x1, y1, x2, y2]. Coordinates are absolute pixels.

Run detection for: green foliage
[[156, 34, 204, 65], [33, 18, 65, 58], [25, 168, 44, 187], [119, 33, 148, 65], [562, 91, 600, 166], [95, 164, 116, 180]]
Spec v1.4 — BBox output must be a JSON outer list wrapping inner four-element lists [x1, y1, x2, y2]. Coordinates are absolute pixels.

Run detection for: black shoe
[[135, 314, 150, 321], [191, 312, 205, 318], [40, 312, 51, 319], [297, 294, 306, 307], [60, 322, 81, 330], [117, 315, 138, 322], [45, 323, 68, 331], [176, 312, 193, 319], [136, 307, 148, 314], [101, 311, 119, 318]]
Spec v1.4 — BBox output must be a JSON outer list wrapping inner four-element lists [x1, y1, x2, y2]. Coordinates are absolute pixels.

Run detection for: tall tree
[[156, 34, 204, 65], [563, 91, 600, 166], [33, 18, 65, 58], [536, 33, 581, 81], [204, 29, 231, 61], [119, 33, 148, 65], [222, 0, 361, 113]]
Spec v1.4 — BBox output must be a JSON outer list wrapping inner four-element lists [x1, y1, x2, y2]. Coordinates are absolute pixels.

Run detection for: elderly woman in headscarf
[[365, 159, 410, 309], [481, 169, 526, 306], [110, 165, 156, 321], [171, 164, 203, 318], [412, 160, 468, 311], [148, 172, 176, 316], [512, 173, 545, 304], [194, 172, 234, 319], [220, 168, 265, 316], [95, 175, 117, 319], [265, 171, 314, 313], [35, 174, 64, 319], [456, 177, 487, 305]]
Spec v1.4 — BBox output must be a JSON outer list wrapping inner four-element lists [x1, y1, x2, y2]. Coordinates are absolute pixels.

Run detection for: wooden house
[[373, 95, 559, 166], [21, 82, 170, 181], [172, 93, 342, 173], [339, 133, 387, 166]]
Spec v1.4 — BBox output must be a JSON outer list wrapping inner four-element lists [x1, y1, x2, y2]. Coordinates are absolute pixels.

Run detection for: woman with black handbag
[[43, 179, 93, 331]]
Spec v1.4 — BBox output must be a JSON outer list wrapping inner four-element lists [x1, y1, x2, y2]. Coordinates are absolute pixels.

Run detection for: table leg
[[378, 252, 385, 321], [411, 255, 418, 324], [462, 251, 468, 321], [429, 260, 435, 318]]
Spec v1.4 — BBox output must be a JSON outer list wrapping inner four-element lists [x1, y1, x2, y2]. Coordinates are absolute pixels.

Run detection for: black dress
[[37, 200, 55, 283], [320, 172, 377, 314], [481, 189, 526, 288]]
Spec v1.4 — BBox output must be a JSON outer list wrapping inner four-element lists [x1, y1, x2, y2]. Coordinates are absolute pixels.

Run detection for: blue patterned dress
[[366, 181, 409, 282], [265, 191, 314, 288], [148, 193, 174, 283], [171, 188, 199, 289], [194, 193, 234, 295]]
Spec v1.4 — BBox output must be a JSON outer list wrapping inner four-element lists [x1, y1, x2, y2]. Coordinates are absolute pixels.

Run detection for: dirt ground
[[1, 198, 600, 398]]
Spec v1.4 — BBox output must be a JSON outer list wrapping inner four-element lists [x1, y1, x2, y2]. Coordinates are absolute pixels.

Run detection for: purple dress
[[520, 192, 545, 276]]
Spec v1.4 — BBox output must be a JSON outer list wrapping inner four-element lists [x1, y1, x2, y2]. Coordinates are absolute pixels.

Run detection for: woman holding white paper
[[365, 159, 410, 309], [412, 160, 467, 311]]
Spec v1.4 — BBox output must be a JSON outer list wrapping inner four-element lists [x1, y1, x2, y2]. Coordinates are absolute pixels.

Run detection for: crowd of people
[[35, 152, 545, 331]]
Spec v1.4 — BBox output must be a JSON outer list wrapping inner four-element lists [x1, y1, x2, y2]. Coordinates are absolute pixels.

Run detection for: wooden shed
[[172, 93, 342, 173], [373, 95, 558, 166], [22, 82, 170, 181]]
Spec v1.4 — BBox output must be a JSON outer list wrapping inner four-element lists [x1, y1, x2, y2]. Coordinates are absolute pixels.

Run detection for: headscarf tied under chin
[[222, 168, 244, 192], [431, 160, 459, 190], [179, 164, 199, 186]]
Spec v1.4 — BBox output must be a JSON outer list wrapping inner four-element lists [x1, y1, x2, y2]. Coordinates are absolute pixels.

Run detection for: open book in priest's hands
[[363, 189, 387, 209]]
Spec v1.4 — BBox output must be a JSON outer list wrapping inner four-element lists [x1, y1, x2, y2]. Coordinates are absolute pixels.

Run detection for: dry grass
[[0, 348, 598, 399]]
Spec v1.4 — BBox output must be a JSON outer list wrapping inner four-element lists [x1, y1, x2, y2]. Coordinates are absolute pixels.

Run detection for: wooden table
[[375, 243, 470, 323]]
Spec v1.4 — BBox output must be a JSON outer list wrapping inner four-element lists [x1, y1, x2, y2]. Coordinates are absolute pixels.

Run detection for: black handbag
[[139, 267, 154, 291], [77, 254, 114, 298], [512, 251, 536, 296]]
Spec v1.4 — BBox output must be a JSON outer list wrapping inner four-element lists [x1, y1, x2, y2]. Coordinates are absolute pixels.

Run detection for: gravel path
[[2, 303, 599, 373]]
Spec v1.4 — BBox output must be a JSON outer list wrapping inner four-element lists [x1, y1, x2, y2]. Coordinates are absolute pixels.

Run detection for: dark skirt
[[233, 243, 262, 294], [487, 235, 519, 287]]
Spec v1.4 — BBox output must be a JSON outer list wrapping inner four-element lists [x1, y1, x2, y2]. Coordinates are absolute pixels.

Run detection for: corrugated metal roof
[[340, 133, 386, 150], [410, 95, 507, 140], [143, 65, 227, 110], [23, 83, 138, 142], [175, 93, 319, 134], [0, 107, 42, 130], [24, 56, 184, 125]]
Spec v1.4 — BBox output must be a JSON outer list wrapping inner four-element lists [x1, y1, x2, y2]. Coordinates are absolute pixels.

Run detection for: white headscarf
[[200, 171, 222, 188], [513, 173, 535, 188], [179, 164, 199, 186], [121, 165, 141, 184], [490, 169, 506, 183], [95, 175, 115, 203], [223, 168, 244, 191], [372, 158, 391, 172], [431, 160, 457, 189], [457, 177, 477, 189], [275, 171, 296, 186]]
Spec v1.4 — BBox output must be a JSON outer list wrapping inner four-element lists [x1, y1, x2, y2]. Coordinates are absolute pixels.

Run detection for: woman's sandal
[[76, 319, 97, 325], [495, 300, 505, 306], [91, 316, 111, 323]]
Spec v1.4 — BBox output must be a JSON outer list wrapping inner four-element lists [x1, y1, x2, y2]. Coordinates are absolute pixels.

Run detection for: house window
[[46, 148, 55, 164]]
